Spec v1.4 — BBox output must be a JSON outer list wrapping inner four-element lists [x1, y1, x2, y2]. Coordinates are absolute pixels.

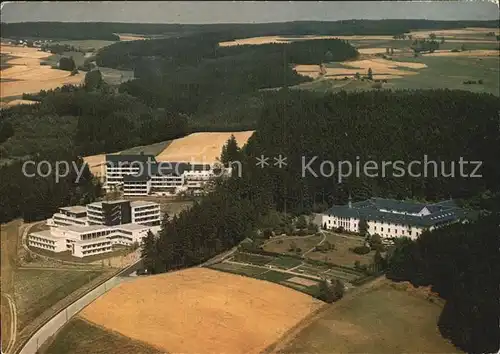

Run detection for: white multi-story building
[[317, 197, 466, 240], [28, 223, 153, 258], [104, 154, 229, 197], [47, 206, 88, 227], [31, 199, 162, 258]]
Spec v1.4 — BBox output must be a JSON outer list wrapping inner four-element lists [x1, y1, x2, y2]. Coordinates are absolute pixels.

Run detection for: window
[[381, 227, 384, 232]]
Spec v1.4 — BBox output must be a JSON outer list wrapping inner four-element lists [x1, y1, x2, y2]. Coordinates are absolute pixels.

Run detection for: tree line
[[385, 214, 500, 353], [2, 19, 498, 40], [141, 88, 499, 353]]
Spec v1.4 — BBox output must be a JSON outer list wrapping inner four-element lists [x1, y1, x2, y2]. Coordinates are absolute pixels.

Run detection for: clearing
[[273, 279, 460, 354], [83, 130, 254, 177], [155, 131, 255, 163], [0, 44, 85, 101], [41, 317, 163, 354], [80, 268, 322, 354]]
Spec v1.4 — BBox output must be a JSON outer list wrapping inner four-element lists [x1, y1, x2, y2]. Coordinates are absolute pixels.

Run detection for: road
[[301, 230, 327, 257], [2, 293, 17, 354], [17, 259, 143, 354]]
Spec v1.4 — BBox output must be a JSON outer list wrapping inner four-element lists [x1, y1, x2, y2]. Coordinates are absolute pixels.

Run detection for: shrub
[[352, 245, 371, 255], [478, 79, 483, 84]]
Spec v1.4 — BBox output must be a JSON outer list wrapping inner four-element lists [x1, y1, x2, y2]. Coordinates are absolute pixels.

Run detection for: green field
[[277, 281, 461, 354], [386, 56, 500, 95], [13, 268, 104, 327], [41, 317, 163, 354]]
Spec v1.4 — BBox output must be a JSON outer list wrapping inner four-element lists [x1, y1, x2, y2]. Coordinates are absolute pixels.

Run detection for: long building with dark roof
[[317, 197, 466, 240]]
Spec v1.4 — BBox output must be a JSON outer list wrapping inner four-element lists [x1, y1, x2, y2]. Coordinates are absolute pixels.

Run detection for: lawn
[[208, 262, 266, 277], [41, 317, 163, 354], [277, 281, 461, 354], [232, 252, 274, 265], [264, 235, 322, 255], [1, 293, 12, 353], [269, 256, 303, 270], [12, 268, 104, 328], [306, 233, 375, 268]]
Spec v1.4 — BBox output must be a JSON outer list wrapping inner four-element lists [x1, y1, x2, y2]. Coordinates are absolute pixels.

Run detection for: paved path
[[224, 260, 323, 281], [302, 230, 327, 257], [2, 293, 17, 354], [17, 260, 141, 354]]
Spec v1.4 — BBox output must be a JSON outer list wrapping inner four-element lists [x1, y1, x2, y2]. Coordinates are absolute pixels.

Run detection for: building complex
[[29, 200, 161, 258], [105, 154, 230, 197], [317, 197, 466, 240]]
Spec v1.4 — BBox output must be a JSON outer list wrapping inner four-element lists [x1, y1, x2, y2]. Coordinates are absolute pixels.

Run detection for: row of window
[[29, 241, 56, 250], [81, 247, 112, 255], [29, 236, 56, 244], [81, 241, 111, 250]]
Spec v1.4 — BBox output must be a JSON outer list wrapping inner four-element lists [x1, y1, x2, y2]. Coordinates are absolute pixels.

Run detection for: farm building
[[317, 197, 466, 240]]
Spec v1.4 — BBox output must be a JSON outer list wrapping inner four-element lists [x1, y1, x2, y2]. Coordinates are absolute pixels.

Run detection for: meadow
[[273, 280, 461, 354]]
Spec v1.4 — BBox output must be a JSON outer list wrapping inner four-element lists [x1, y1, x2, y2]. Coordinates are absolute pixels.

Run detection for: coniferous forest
[[1, 21, 499, 352]]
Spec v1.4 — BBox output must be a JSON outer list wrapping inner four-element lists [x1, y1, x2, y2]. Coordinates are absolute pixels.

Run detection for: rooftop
[[323, 197, 465, 227], [130, 200, 159, 207], [59, 205, 87, 214]]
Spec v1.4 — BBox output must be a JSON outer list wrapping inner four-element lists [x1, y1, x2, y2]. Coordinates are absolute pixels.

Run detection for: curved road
[[17, 259, 142, 354], [2, 293, 17, 354]]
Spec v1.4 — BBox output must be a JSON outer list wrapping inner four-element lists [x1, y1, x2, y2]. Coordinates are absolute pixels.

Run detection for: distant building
[[317, 197, 466, 240], [30, 199, 161, 258], [104, 154, 230, 197]]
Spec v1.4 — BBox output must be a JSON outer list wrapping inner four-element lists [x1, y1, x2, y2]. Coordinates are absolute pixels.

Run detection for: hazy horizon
[[1, 1, 499, 24]]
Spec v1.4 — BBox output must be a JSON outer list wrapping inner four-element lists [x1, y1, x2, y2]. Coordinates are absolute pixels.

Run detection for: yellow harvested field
[[0, 99, 38, 108], [116, 33, 147, 41], [295, 58, 426, 80], [1, 45, 84, 99], [409, 27, 500, 38], [156, 131, 254, 163], [423, 49, 499, 57], [219, 35, 395, 47], [357, 48, 402, 54], [81, 268, 322, 354], [343, 58, 428, 70], [82, 154, 107, 177]]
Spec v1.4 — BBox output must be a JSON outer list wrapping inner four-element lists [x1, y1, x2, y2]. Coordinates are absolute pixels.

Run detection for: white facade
[[28, 223, 154, 258], [131, 200, 161, 226], [318, 198, 464, 241]]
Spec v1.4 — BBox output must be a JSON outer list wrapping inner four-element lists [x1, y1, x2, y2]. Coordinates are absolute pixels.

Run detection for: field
[[218, 28, 499, 95], [155, 131, 255, 163], [12, 268, 103, 328], [309, 233, 375, 268], [80, 268, 323, 354], [273, 280, 460, 354], [208, 247, 366, 295], [0, 44, 85, 101], [0, 220, 113, 352], [83, 130, 255, 176], [41, 318, 163, 354]]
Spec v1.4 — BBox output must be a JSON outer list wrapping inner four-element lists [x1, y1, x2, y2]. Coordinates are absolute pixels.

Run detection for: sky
[[1, 1, 499, 23]]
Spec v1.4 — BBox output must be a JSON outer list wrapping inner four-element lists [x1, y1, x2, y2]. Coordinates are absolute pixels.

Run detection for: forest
[[1, 19, 498, 40], [386, 214, 500, 353], [140, 89, 499, 353]]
